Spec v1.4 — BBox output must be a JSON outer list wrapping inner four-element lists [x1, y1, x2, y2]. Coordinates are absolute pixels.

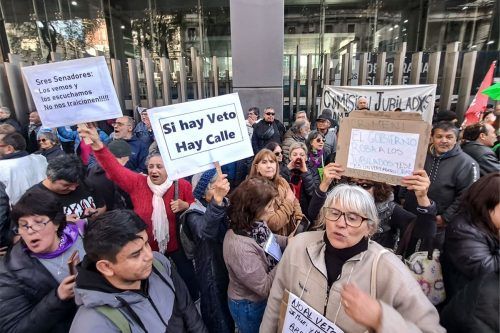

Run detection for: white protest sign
[[321, 84, 436, 123], [148, 93, 253, 180], [347, 129, 419, 177], [21, 56, 122, 127], [282, 292, 344, 333]]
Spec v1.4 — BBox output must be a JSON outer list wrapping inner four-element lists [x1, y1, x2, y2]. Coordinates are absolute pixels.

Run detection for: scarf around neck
[[147, 176, 173, 252], [249, 221, 279, 270], [31, 223, 79, 259]]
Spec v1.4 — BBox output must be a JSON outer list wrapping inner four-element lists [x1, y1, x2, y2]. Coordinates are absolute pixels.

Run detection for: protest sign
[[278, 291, 344, 333], [148, 93, 253, 180], [320, 84, 436, 123], [21, 56, 122, 127], [335, 111, 431, 185]]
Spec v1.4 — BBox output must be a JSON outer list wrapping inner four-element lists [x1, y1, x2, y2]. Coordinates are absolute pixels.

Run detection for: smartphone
[[67, 250, 80, 275], [294, 218, 311, 236], [80, 210, 98, 219]]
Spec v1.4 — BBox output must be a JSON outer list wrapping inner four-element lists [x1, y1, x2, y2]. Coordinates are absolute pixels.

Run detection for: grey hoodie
[[70, 252, 207, 333]]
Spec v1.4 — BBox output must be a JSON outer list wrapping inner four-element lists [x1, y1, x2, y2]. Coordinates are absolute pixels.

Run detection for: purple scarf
[[308, 149, 324, 168], [29, 223, 80, 259]]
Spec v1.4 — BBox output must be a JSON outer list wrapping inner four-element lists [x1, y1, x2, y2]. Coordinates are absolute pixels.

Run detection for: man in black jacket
[[251, 107, 286, 153], [461, 122, 500, 177], [70, 210, 206, 333], [403, 121, 479, 228]]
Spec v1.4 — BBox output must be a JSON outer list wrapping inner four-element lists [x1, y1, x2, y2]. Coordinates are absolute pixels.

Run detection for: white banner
[[21, 56, 122, 127], [148, 93, 253, 180], [321, 84, 436, 123]]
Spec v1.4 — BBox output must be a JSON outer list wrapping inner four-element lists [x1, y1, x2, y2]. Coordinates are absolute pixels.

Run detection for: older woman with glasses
[[0, 188, 84, 333], [308, 167, 437, 256], [35, 131, 65, 162], [260, 184, 445, 333]]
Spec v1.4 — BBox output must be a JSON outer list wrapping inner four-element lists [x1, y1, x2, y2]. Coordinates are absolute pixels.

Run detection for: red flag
[[464, 61, 496, 125]]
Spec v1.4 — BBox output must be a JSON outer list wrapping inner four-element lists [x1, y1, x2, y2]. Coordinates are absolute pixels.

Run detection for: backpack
[[177, 200, 207, 260], [94, 259, 170, 333]]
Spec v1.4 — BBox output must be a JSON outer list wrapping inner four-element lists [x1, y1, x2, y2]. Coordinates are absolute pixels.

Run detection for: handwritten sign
[[347, 129, 419, 177], [336, 111, 431, 185], [148, 93, 253, 180], [321, 84, 436, 124], [21, 56, 122, 127], [282, 292, 344, 333]]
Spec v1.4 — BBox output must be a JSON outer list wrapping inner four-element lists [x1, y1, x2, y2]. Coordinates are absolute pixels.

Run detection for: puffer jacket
[[281, 131, 306, 164], [183, 199, 234, 333], [0, 242, 78, 333], [70, 252, 207, 333], [461, 141, 500, 177], [260, 231, 445, 333], [442, 213, 499, 300], [404, 144, 479, 223]]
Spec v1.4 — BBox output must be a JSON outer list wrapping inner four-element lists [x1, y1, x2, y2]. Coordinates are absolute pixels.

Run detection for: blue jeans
[[228, 298, 267, 333]]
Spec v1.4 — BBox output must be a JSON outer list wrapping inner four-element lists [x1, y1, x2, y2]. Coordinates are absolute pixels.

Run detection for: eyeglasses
[[315, 138, 325, 143], [274, 151, 282, 156], [348, 181, 374, 190], [323, 207, 368, 228], [15, 220, 52, 234], [112, 122, 128, 127], [37, 138, 47, 143], [265, 112, 275, 116]]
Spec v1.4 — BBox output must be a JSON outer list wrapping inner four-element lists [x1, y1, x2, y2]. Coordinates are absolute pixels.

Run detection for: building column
[[229, 0, 284, 120]]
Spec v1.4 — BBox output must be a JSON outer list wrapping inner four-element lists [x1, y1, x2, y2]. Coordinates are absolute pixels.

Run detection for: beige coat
[[267, 177, 303, 236], [260, 231, 445, 333]]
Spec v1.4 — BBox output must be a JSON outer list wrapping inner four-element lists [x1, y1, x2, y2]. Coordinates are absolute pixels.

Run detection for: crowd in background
[[0, 102, 499, 333]]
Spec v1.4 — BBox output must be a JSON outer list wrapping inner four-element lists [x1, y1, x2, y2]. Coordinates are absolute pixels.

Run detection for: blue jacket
[[57, 127, 109, 154], [124, 136, 149, 173]]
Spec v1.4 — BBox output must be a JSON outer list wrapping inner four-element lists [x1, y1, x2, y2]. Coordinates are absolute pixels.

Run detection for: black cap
[[108, 139, 132, 158]]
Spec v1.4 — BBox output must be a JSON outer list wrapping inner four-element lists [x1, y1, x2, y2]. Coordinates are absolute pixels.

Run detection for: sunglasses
[[37, 138, 47, 143], [315, 138, 325, 143], [349, 182, 374, 190], [265, 112, 275, 116], [274, 151, 282, 156]]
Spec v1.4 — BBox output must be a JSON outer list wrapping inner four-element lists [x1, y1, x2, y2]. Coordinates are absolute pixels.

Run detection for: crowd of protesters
[[0, 101, 499, 333]]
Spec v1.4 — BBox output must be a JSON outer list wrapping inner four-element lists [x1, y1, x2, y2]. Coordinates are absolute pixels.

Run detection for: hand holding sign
[[341, 283, 382, 331], [319, 163, 345, 192], [401, 169, 431, 207], [211, 174, 230, 205]]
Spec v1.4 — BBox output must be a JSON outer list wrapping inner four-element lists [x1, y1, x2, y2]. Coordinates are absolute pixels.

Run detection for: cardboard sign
[[321, 84, 436, 124], [21, 56, 122, 127], [279, 291, 344, 333], [336, 111, 431, 185], [148, 93, 253, 180]]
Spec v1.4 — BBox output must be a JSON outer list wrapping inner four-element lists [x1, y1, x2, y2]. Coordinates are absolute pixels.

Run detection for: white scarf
[[147, 176, 173, 252]]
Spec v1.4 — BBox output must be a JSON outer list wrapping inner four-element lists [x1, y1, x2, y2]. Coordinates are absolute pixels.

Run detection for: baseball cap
[[108, 139, 132, 158]]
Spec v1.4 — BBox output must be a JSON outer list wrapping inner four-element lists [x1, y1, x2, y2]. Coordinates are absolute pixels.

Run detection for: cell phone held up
[[67, 250, 80, 275]]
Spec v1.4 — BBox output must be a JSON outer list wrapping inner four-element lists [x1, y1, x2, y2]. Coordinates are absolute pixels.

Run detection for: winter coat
[[0, 182, 10, 247], [440, 272, 499, 333], [251, 120, 286, 153], [133, 121, 155, 146], [0, 152, 47, 205], [85, 164, 132, 211], [461, 141, 500, 177], [35, 145, 65, 162], [266, 177, 303, 236], [183, 199, 234, 333], [403, 144, 479, 223], [260, 231, 445, 333], [0, 242, 78, 333], [70, 252, 207, 333], [442, 213, 499, 300], [223, 228, 287, 303], [57, 126, 109, 155]]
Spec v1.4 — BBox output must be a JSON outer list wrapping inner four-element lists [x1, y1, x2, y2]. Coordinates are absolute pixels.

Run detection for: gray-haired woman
[[260, 184, 444, 333], [35, 131, 65, 162]]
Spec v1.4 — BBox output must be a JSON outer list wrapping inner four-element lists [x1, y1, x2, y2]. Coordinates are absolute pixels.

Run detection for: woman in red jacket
[[78, 124, 199, 300]]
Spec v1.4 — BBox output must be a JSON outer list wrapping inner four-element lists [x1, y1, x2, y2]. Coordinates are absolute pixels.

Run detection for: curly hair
[[227, 177, 277, 233]]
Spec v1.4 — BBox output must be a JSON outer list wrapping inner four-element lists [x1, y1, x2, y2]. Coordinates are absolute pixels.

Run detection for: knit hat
[[108, 139, 132, 158], [192, 168, 217, 201]]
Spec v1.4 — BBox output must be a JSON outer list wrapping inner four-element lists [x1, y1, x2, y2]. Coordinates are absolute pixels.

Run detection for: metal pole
[[110, 59, 125, 111], [160, 57, 172, 105], [212, 56, 219, 96], [410, 52, 423, 84], [392, 42, 407, 85], [375, 52, 386, 85], [456, 51, 477, 122], [127, 58, 140, 114], [440, 42, 460, 111]]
